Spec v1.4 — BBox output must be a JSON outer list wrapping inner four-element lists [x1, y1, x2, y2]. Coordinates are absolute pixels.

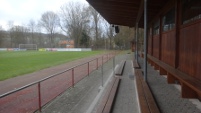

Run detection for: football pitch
[[0, 51, 104, 81]]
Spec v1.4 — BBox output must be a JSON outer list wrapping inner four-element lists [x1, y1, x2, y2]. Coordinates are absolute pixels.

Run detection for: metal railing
[[0, 52, 116, 113]]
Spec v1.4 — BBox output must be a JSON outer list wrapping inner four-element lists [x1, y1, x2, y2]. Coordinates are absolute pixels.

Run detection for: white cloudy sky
[[0, 0, 88, 30]]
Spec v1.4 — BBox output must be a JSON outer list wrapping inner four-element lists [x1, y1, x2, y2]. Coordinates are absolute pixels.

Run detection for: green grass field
[[0, 51, 104, 81]]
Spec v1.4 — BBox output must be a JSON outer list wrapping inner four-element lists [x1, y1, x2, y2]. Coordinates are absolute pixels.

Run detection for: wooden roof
[[86, 0, 169, 28]]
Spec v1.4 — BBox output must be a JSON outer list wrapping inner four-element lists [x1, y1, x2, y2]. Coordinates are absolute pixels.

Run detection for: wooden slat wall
[[148, 34, 152, 55], [153, 35, 160, 59], [179, 21, 201, 80], [161, 30, 176, 67]]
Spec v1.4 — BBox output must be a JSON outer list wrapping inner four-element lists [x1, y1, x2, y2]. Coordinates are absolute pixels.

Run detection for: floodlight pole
[[144, 0, 148, 82]]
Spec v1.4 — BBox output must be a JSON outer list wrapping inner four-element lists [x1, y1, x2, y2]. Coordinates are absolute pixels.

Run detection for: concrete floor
[[138, 57, 201, 113], [39, 53, 133, 113]]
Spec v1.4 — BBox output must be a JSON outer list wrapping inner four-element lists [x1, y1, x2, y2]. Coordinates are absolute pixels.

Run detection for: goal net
[[19, 44, 38, 51]]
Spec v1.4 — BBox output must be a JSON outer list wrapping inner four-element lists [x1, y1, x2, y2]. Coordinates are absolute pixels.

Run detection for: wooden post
[[167, 73, 176, 84], [181, 83, 197, 98], [175, 0, 181, 68], [159, 67, 167, 75]]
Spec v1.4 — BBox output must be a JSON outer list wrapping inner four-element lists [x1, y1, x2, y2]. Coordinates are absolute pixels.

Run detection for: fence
[[0, 52, 116, 113]]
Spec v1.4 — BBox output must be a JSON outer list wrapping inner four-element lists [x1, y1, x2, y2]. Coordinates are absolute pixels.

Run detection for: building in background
[[59, 39, 74, 48]]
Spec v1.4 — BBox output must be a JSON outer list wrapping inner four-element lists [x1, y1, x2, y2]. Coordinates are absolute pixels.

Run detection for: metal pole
[[72, 68, 74, 87], [144, 0, 147, 82], [134, 27, 136, 60], [107, 54, 108, 62], [38, 82, 41, 112], [88, 62, 89, 76], [136, 23, 139, 63], [102, 56, 104, 65], [113, 57, 115, 72], [97, 58, 98, 70], [102, 56, 103, 86]]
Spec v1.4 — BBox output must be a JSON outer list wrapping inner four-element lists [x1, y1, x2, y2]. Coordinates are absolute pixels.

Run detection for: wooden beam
[[167, 73, 176, 84], [154, 63, 160, 70], [159, 16, 162, 60], [97, 10, 138, 18], [175, 0, 181, 68], [181, 82, 198, 98], [136, 0, 144, 23], [88, 0, 138, 4], [150, 0, 175, 25], [88, 0, 139, 7], [159, 67, 167, 75], [91, 5, 138, 13], [109, 20, 135, 26]]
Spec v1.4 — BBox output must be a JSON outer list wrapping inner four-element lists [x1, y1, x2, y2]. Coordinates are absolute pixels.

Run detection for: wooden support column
[[150, 25, 153, 56], [181, 83, 197, 98], [136, 23, 139, 62], [143, 0, 148, 82], [159, 67, 167, 75], [147, 59, 150, 64], [167, 73, 177, 84], [154, 63, 159, 70], [150, 61, 154, 66], [175, 0, 181, 68], [159, 16, 162, 60], [149, 60, 154, 66]]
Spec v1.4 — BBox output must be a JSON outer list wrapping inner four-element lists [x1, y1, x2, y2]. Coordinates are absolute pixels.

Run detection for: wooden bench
[[115, 60, 126, 76], [135, 69, 160, 113], [133, 60, 140, 69], [96, 77, 120, 113], [147, 54, 201, 98]]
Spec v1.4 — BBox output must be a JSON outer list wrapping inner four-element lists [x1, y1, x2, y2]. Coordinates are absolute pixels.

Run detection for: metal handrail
[[0, 53, 113, 98]]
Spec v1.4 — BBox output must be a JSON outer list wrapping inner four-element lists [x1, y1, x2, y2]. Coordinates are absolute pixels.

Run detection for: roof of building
[[86, 0, 169, 28]]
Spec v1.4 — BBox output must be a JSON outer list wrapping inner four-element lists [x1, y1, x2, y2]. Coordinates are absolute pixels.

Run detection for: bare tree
[[35, 22, 44, 47], [7, 21, 14, 47], [28, 19, 36, 44], [103, 20, 115, 49], [114, 26, 134, 49], [8, 25, 28, 47], [59, 1, 89, 47], [0, 26, 5, 47], [87, 6, 100, 46], [39, 11, 59, 48]]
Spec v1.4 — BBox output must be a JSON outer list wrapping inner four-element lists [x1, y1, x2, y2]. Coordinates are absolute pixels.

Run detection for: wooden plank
[[148, 54, 201, 98], [135, 70, 150, 113], [133, 60, 140, 68], [161, 30, 176, 67], [115, 61, 126, 75], [137, 70, 160, 113], [96, 77, 121, 113], [103, 78, 120, 113], [96, 77, 116, 113], [153, 35, 160, 59]]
